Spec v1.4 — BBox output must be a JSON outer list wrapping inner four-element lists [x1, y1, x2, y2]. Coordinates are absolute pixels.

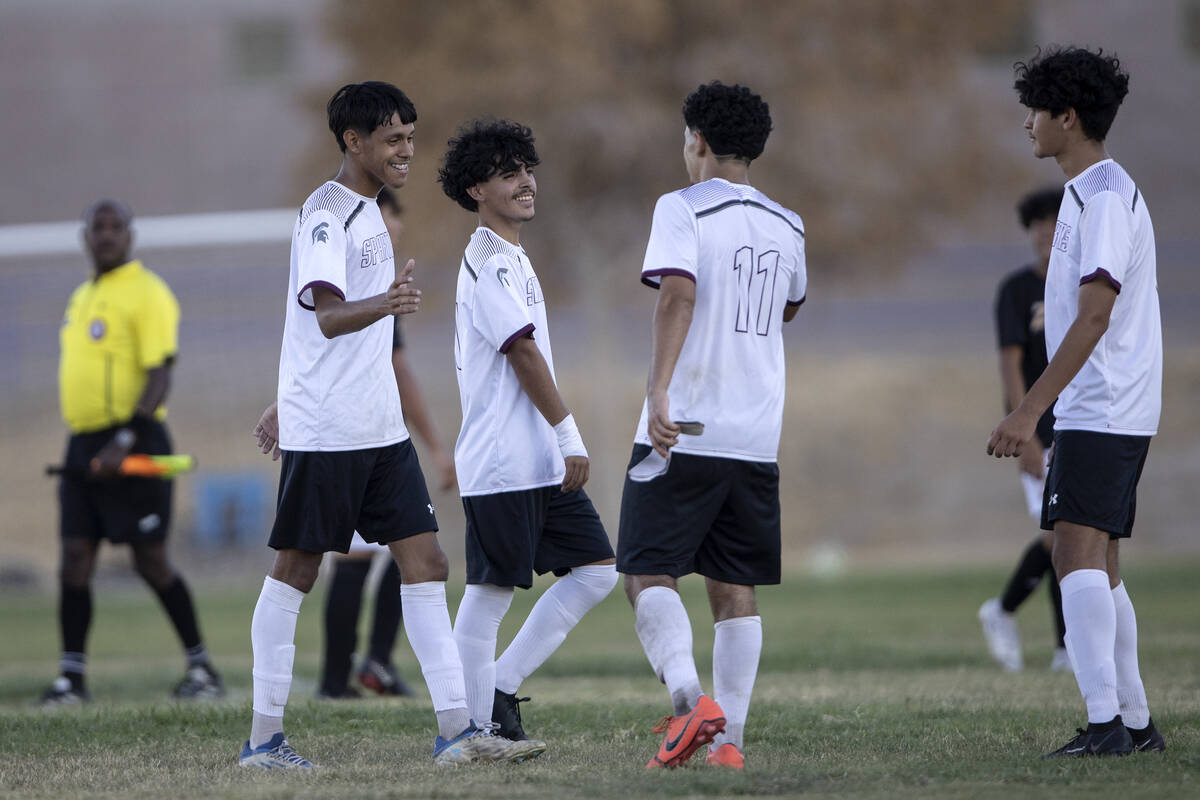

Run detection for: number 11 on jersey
[[733, 246, 780, 335]]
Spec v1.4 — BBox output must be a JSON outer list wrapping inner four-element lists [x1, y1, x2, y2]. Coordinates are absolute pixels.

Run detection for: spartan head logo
[[311, 222, 330, 244], [497, 267, 511, 287]]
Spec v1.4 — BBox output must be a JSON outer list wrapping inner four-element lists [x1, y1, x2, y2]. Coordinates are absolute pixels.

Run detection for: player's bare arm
[[998, 344, 1045, 477], [311, 259, 421, 339], [92, 361, 173, 475], [783, 303, 801, 323], [988, 281, 1117, 457], [505, 336, 589, 492], [646, 274, 695, 457], [393, 349, 455, 491]]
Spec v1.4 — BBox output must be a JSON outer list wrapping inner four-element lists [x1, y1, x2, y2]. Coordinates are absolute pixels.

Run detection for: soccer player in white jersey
[[240, 82, 515, 770], [617, 82, 807, 770], [436, 120, 618, 757], [988, 47, 1166, 757]]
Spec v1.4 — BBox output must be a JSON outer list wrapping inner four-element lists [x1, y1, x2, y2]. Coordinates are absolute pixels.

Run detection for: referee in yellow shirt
[[44, 198, 223, 704]]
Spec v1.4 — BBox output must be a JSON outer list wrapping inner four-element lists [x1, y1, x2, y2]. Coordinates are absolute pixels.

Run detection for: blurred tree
[[299, 0, 1034, 288]]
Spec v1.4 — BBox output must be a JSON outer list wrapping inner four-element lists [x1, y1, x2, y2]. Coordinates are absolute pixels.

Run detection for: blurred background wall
[[2, 0, 1198, 586]]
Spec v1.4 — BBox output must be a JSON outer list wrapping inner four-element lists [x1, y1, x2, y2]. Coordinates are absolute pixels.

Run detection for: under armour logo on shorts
[[427, 503, 435, 515], [1049, 493, 1058, 506]]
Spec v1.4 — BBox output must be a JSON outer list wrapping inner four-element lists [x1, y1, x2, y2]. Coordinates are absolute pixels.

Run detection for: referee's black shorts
[[616, 445, 781, 586], [59, 421, 174, 544], [1041, 429, 1152, 539], [269, 438, 437, 554]]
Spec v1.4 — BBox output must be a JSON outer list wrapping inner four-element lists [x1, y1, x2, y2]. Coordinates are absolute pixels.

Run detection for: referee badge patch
[[88, 318, 106, 340]]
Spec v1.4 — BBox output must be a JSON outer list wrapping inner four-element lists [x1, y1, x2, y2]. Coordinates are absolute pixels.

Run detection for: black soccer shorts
[[616, 445, 781, 585]]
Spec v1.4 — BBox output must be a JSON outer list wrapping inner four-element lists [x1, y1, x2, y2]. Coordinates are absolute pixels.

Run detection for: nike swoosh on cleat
[[663, 711, 697, 752]]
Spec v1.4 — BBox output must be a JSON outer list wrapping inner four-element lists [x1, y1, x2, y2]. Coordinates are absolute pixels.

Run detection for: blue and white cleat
[[433, 722, 527, 765], [238, 733, 314, 770]]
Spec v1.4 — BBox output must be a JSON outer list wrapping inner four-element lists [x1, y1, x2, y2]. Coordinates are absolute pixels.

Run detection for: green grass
[[1, 562, 1198, 799]]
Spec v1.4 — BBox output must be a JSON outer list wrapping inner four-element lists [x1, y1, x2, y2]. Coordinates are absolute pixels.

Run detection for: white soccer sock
[[634, 586, 702, 716], [250, 575, 304, 747], [1060, 569, 1119, 724], [1112, 582, 1150, 729], [453, 583, 513, 726], [710, 615, 762, 751], [495, 564, 617, 694], [401, 581, 471, 738]]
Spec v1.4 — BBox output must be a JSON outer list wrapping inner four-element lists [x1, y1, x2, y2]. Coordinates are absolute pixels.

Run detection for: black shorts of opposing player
[[616, 445, 781, 585], [269, 439, 437, 554], [462, 487, 613, 589], [1041, 430, 1151, 539], [59, 420, 173, 544]]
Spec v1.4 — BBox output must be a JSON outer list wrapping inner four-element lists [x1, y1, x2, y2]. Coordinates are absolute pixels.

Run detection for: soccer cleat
[[357, 658, 414, 697], [238, 733, 314, 769], [492, 691, 547, 759], [433, 722, 538, 765], [1128, 719, 1167, 753], [978, 598, 1023, 672], [173, 664, 225, 700], [1043, 718, 1133, 758], [40, 676, 91, 706], [646, 695, 726, 769], [1049, 647, 1072, 672], [706, 743, 744, 769]]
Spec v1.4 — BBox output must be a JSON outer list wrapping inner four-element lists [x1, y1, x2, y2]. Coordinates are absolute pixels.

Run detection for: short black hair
[[1017, 186, 1064, 229], [83, 198, 133, 226], [1014, 46, 1129, 142], [327, 81, 417, 153], [438, 119, 540, 212], [683, 82, 772, 162]]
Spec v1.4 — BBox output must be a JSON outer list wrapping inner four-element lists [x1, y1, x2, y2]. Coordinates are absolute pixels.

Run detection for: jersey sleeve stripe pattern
[[465, 229, 508, 272], [642, 267, 696, 288], [1080, 268, 1122, 293], [499, 322, 535, 353], [462, 256, 478, 282], [297, 279, 346, 310], [298, 182, 367, 229]]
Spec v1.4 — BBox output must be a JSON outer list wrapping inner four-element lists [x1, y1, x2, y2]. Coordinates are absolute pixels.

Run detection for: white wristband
[[554, 414, 588, 460]]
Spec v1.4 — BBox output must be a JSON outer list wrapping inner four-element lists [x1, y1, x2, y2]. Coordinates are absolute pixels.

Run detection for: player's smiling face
[[473, 163, 537, 225], [360, 115, 415, 190], [1024, 108, 1065, 159]]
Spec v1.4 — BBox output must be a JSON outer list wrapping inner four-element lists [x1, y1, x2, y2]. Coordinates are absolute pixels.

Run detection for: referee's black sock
[[321, 558, 370, 693], [59, 582, 92, 687], [1000, 538, 1053, 613], [153, 576, 205, 657], [369, 559, 403, 664]]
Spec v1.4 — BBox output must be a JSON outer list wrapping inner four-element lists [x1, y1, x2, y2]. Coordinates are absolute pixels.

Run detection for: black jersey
[[995, 266, 1055, 448]]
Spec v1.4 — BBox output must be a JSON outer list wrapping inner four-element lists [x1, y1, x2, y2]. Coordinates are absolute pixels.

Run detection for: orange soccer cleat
[[645, 694, 726, 769], [706, 743, 744, 769]]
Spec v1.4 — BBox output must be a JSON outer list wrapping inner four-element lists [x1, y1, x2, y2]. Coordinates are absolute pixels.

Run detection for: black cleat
[[316, 684, 362, 699], [40, 676, 91, 706], [1044, 717, 1133, 758], [493, 689, 534, 741], [173, 663, 225, 700], [1127, 719, 1166, 753]]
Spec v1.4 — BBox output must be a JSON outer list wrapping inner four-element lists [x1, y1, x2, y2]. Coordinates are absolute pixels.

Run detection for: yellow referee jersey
[[58, 260, 180, 434]]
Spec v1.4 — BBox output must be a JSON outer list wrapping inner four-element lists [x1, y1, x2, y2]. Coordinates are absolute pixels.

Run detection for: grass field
[[1, 562, 1198, 799]]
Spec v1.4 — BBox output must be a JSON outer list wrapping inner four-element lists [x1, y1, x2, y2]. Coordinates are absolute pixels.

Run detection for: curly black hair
[[1016, 186, 1064, 229], [682, 82, 772, 163], [1014, 46, 1129, 142], [438, 119, 540, 212], [327, 81, 417, 153]]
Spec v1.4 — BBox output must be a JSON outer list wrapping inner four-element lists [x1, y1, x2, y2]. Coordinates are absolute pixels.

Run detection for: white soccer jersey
[[1046, 159, 1161, 436], [634, 178, 807, 462], [454, 226, 562, 495], [277, 181, 408, 451]]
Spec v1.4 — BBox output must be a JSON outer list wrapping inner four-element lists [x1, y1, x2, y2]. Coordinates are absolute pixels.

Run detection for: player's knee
[[59, 541, 94, 588]]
